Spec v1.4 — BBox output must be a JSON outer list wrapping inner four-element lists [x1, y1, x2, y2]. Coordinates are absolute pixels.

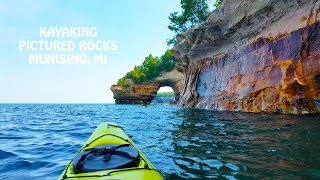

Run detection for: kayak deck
[[59, 123, 163, 180]]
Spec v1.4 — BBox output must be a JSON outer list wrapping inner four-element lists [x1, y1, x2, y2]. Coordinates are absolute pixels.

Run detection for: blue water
[[0, 104, 319, 179]]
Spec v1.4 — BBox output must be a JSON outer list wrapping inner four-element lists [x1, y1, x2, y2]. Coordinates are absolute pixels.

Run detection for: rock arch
[[157, 81, 181, 102], [111, 68, 183, 104]]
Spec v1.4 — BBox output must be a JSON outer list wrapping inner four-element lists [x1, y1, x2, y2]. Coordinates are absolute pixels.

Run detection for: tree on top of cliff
[[167, 0, 210, 46], [142, 54, 160, 80], [126, 65, 147, 83], [117, 77, 129, 87], [124, 54, 161, 83], [116, 50, 176, 86], [158, 50, 175, 72]]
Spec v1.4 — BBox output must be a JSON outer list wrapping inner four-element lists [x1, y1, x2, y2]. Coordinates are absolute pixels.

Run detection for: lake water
[[0, 104, 319, 179]]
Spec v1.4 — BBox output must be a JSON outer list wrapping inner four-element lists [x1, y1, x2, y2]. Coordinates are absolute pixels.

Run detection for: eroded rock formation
[[111, 69, 183, 104], [172, 0, 320, 114]]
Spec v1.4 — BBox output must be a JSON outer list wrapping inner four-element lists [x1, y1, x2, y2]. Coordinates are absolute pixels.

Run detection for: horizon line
[[0, 102, 115, 104]]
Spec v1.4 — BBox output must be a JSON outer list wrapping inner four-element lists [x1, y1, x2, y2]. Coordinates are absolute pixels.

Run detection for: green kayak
[[59, 123, 163, 180]]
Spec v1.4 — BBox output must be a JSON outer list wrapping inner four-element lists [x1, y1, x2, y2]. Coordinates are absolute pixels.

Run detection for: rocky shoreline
[[171, 0, 320, 114], [111, 0, 320, 114]]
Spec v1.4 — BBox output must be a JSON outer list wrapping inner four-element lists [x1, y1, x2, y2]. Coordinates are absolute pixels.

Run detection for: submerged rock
[[172, 0, 320, 114]]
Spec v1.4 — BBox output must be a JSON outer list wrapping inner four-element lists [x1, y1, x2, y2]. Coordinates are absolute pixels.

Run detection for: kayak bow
[[59, 123, 163, 180]]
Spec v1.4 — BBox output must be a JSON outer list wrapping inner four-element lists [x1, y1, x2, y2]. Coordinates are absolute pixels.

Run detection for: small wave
[[2, 160, 55, 172], [0, 150, 16, 160]]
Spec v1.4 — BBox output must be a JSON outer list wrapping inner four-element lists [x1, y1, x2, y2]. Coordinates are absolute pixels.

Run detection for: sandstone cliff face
[[111, 69, 183, 104], [172, 0, 320, 114]]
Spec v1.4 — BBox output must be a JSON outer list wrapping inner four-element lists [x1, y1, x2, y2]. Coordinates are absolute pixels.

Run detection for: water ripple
[[0, 104, 319, 179]]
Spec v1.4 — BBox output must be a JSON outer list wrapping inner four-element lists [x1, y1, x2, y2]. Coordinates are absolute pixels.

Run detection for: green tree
[[214, 0, 223, 8], [116, 51, 176, 86], [159, 50, 175, 72], [142, 54, 160, 80], [126, 65, 147, 83], [117, 77, 129, 87], [167, 0, 210, 46]]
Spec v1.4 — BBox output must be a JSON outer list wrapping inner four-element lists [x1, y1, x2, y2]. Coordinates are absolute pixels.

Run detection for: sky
[[0, 0, 213, 103]]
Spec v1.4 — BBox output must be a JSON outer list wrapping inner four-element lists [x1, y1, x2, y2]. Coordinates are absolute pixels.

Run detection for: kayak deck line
[[80, 133, 130, 151], [59, 122, 163, 180], [63, 168, 161, 179]]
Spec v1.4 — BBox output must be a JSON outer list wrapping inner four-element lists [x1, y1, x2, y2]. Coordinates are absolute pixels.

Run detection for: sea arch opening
[[154, 80, 181, 104], [152, 86, 175, 104]]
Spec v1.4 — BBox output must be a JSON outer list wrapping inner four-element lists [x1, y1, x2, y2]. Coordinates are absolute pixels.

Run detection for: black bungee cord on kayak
[[73, 143, 137, 174], [61, 131, 162, 179]]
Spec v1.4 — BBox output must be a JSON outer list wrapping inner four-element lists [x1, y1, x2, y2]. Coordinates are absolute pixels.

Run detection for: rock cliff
[[172, 0, 320, 114], [111, 69, 183, 104]]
